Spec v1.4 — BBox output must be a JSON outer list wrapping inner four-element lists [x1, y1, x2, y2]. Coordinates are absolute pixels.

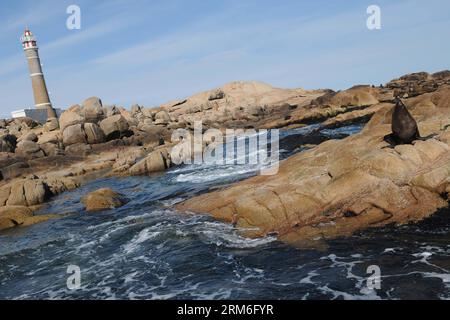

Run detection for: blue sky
[[0, 0, 449, 117]]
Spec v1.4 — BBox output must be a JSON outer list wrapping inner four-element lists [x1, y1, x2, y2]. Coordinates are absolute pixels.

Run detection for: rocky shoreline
[[1, 71, 450, 246]]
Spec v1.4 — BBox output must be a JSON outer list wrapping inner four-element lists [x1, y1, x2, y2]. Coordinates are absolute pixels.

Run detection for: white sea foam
[[196, 221, 276, 249], [123, 228, 161, 254]]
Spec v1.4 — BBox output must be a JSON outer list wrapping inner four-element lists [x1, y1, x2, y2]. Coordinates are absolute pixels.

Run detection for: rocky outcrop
[[62, 124, 87, 146], [1, 178, 50, 207], [82, 97, 104, 123], [0, 206, 58, 231], [177, 85, 450, 246], [154, 110, 170, 125], [84, 123, 105, 144], [2, 71, 450, 235], [59, 106, 85, 132], [386, 71, 450, 98], [99, 114, 130, 140], [15, 140, 45, 158], [81, 188, 127, 212], [18, 132, 38, 142], [129, 147, 171, 175], [161, 81, 327, 129]]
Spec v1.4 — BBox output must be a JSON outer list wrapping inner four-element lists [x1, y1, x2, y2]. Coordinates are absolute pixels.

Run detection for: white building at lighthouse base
[[11, 108, 63, 124]]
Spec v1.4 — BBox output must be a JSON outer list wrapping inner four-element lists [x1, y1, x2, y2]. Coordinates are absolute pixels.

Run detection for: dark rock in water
[[81, 188, 127, 212], [387, 98, 420, 145]]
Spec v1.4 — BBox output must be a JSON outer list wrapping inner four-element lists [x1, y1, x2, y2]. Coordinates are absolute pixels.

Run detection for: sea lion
[[389, 98, 420, 145]]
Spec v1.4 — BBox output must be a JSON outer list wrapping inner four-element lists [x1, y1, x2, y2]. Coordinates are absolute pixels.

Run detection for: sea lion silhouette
[[388, 98, 420, 145]]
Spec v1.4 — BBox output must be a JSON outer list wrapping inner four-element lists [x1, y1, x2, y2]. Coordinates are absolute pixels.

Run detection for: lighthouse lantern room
[[20, 28, 38, 49]]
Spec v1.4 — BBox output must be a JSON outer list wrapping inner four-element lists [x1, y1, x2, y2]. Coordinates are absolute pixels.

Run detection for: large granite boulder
[[0, 206, 33, 230], [63, 124, 87, 146], [59, 107, 85, 132], [15, 140, 45, 158], [18, 132, 38, 142], [154, 110, 170, 125], [38, 131, 61, 145], [81, 188, 127, 212], [129, 148, 171, 175], [44, 118, 60, 132], [64, 143, 92, 156], [0, 206, 58, 231], [104, 105, 120, 118], [84, 123, 105, 144], [1, 178, 50, 207], [99, 115, 130, 140], [82, 97, 104, 123], [0, 161, 30, 181]]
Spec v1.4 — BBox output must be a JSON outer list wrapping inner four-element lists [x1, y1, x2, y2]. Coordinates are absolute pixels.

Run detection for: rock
[[0, 206, 33, 230], [16, 140, 40, 153], [104, 105, 119, 117], [311, 85, 379, 108], [13, 117, 39, 129], [44, 118, 59, 132], [176, 85, 450, 245], [119, 108, 138, 127], [0, 185, 11, 205], [129, 148, 171, 175], [99, 115, 130, 140], [112, 148, 145, 173], [0, 206, 58, 231], [18, 132, 38, 142], [5, 179, 50, 206], [131, 104, 142, 114], [38, 131, 61, 144], [160, 81, 330, 130], [154, 111, 170, 125], [399, 72, 430, 82], [0, 217, 16, 230], [63, 124, 87, 146], [82, 97, 104, 123], [65, 143, 92, 156], [141, 108, 155, 119], [15, 140, 44, 158], [39, 142, 60, 156], [84, 123, 105, 144], [0, 134, 17, 152], [81, 188, 127, 212], [59, 109, 85, 132], [432, 70, 450, 80], [209, 89, 225, 101], [0, 162, 29, 181]]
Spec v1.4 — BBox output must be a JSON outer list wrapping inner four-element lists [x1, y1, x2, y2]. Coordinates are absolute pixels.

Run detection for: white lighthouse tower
[[14, 28, 59, 128]]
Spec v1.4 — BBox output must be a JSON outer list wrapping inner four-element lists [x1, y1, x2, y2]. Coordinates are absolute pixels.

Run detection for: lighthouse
[[20, 28, 59, 127]]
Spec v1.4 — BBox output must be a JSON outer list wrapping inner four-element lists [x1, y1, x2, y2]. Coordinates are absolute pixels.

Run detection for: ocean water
[[1, 123, 450, 300]]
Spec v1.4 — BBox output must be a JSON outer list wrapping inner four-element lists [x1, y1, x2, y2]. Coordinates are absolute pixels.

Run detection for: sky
[[0, 0, 449, 118]]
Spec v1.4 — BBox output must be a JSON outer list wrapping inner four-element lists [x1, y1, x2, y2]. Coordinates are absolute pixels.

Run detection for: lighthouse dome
[[20, 28, 37, 49]]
